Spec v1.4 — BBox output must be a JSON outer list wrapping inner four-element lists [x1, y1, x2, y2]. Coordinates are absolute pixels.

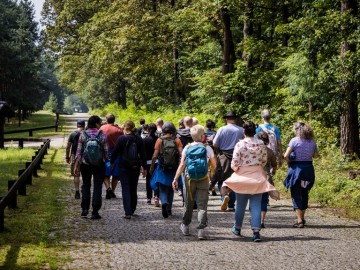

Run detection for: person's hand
[[142, 168, 147, 178], [172, 179, 178, 191], [74, 164, 80, 176]]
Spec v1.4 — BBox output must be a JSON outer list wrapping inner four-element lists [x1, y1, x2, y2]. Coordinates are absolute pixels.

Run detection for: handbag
[[269, 190, 280, 200]]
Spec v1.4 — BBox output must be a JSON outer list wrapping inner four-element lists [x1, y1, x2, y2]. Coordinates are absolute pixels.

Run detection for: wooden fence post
[[8, 180, 17, 209], [18, 169, 26, 196], [19, 139, 23, 149], [31, 156, 38, 177]]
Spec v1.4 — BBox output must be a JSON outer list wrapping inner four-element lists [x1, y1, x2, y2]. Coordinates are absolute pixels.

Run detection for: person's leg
[[249, 194, 262, 231], [129, 170, 140, 215], [290, 181, 305, 227], [300, 186, 309, 223], [119, 169, 132, 216], [145, 165, 153, 201], [234, 193, 248, 229], [228, 191, 236, 209], [159, 183, 170, 218], [261, 192, 269, 227], [111, 156, 121, 196], [182, 178, 196, 225], [195, 180, 209, 229], [167, 184, 174, 214], [80, 164, 92, 214], [91, 164, 105, 217]]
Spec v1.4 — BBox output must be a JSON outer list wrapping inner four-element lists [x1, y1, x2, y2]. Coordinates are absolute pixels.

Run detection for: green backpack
[[159, 137, 179, 171]]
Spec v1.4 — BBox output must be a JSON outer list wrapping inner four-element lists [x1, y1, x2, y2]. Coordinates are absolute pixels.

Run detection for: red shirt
[[100, 124, 123, 149]]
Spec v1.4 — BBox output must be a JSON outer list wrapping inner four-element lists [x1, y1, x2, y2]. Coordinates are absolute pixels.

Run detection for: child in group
[[257, 131, 277, 228]]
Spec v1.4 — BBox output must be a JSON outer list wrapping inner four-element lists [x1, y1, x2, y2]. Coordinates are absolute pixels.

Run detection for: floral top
[[231, 137, 267, 168]]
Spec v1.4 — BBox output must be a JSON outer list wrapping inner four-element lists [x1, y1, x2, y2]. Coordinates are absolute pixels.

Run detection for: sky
[[30, 0, 45, 23]]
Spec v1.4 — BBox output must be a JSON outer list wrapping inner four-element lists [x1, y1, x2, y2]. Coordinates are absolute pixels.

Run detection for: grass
[[4, 110, 68, 139], [0, 148, 71, 269]]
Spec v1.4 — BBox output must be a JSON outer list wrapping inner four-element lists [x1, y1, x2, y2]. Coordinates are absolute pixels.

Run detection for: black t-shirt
[[143, 134, 157, 161], [68, 130, 81, 155]]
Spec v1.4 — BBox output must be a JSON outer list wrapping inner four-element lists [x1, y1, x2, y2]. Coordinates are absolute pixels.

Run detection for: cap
[[77, 119, 85, 126], [223, 110, 238, 119]]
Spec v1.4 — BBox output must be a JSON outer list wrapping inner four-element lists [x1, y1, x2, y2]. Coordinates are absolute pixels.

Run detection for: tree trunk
[[220, 8, 236, 75], [340, 0, 359, 158], [242, 1, 254, 68]]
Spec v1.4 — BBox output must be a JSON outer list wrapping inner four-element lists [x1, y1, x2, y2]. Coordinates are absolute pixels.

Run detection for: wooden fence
[[0, 139, 50, 232]]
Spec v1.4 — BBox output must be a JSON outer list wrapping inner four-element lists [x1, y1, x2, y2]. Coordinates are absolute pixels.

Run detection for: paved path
[[58, 178, 360, 270]]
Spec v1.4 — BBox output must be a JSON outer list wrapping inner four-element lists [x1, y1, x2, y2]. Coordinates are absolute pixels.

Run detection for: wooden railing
[[0, 139, 50, 232]]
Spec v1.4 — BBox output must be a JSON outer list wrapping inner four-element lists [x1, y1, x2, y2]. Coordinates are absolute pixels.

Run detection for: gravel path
[[58, 178, 360, 270]]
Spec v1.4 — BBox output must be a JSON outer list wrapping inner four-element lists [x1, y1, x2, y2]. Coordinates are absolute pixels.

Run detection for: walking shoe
[[147, 199, 151, 205], [167, 209, 172, 216], [105, 188, 112, 199], [123, 215, 131, 219], [81, 209, 88, 218], [198, 229, 206, 240], [231, 226, 242, 237], [252, 231, 261, 242], [261, 223, 265, 229], [75, 191, 80, 199], [154, 197, 160, 207], [180, 223, 190, 236], [90, 212, 102, 220], [227, 207, 235, 212], [211, 189, 217, 196], [111, 190, 117, 198], [162, 203, 169, 218], [293, 221, 304, 228], [221, 195, 230, 211]]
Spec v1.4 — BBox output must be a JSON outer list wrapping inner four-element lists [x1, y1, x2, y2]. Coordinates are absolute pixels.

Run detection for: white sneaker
[[198, 229, 206, 240], [180, 223, 190, 236]]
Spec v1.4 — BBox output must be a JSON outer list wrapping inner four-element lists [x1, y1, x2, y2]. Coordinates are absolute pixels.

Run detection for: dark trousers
[[80, 163, 105, 213], [119, 168, 140, 215], [290, 180, 310, 210]]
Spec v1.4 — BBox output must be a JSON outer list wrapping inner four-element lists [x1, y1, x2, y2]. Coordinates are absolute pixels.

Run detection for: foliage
[[43, 92, 59, 113]]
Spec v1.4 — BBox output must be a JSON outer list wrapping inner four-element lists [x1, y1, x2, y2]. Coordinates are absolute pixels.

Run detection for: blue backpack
[[185, 144, 208, 180], [83, 131, 104, 165]]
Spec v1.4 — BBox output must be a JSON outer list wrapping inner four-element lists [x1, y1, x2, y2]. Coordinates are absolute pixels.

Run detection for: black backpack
[[122, 136, 140, 169], [159, 137, 179, 171]]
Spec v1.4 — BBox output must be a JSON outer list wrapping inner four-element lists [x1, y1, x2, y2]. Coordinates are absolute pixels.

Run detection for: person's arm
[[231, 142, 241, 172], [313, 142, 320, 158], [270, 150, 277, 175], [150, 138, 161, 174], [277, 140, 283, 167], [283, 146, 293, 165], [74, 133, 84, 176], [172, 151, 186, 190], [65, 141, 71, 164]]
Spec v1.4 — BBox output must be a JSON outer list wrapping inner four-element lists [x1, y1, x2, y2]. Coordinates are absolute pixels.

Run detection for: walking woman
[[221, 120, 277, 242], [283, 122, 319, 228], [150, 121, 183, 218], [110, 120, 147, 219]]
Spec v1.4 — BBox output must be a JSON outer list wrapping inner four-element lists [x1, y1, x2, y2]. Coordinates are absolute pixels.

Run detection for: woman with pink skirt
[[222, 120, 277, 242]]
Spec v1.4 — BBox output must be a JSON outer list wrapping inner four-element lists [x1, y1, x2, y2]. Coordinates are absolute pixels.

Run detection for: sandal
[[293, 221, 304, 228]]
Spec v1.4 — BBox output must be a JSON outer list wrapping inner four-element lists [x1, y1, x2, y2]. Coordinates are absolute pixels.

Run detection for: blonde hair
[[190, 125, 205, 142], [183, 116, 193, 128]]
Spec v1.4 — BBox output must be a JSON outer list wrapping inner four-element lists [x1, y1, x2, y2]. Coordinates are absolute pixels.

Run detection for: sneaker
[[293, 221, 304, 228], [180, 223, 190, 236], [147, 199, 151, 205], [162, 203, 169, 218], [167, 209, 172, 216], [90, 212, 101, 220], [178, 190, 183, 197], [105, 188, 112, 199], [198, 229, 206, 240], [211, 189, 217, 196], [221, 195, 230, 211], [231, 226, 242, 237], [261, 223, 265, 229], [111, 190, 117, 198], [227, 207, 235, 212], [75, 191, 80, 199], [81, 209, 88, 218], [252, 232, 261, 242], [154, 197, 160, 207]]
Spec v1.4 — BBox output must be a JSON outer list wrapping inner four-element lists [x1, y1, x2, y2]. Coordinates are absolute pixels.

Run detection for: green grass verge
[[4, 111, 68, 139], [0, 148, 38, 194], [0, 148, 71, 269]]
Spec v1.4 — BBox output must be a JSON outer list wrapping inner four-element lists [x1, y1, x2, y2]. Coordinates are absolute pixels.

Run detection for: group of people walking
[[65, 109, 318, 242]]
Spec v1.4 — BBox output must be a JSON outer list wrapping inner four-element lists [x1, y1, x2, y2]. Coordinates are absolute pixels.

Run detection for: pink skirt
[[223, 166, 277, 195]]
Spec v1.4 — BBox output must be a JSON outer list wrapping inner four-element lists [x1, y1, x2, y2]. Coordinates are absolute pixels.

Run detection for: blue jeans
[[234, 193, 262, 230], [261, 192, 269, 212], [218, 181, 235, 208], [119, 168, 140, 215], [80, 163, 105, 213], [159, 183, 174, 210]]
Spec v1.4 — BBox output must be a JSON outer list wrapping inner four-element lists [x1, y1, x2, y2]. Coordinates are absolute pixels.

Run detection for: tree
[[43, 92, 58, 113]]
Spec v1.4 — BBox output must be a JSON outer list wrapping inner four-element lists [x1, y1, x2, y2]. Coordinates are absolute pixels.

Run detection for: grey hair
[[190, 125, 205, 142]]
